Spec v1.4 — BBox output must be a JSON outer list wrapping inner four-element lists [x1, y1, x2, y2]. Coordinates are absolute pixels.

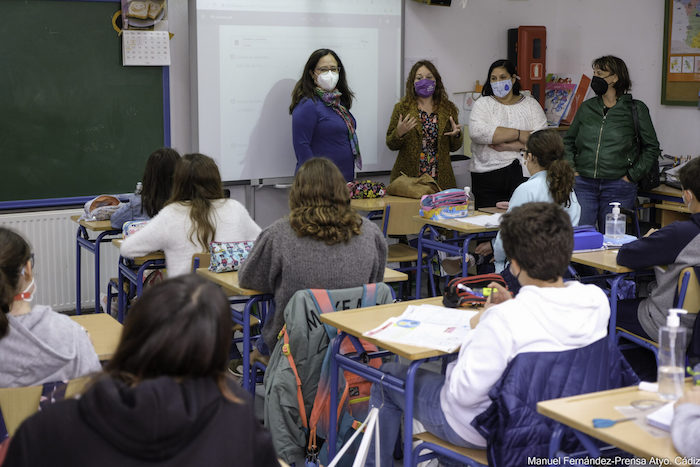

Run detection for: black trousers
[[471, 159, 526, 209]]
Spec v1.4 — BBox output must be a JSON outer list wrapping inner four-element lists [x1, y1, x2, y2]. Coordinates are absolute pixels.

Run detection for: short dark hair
[[104, 274, 239, 402], [500, 202, 573, 281], [482, 59, 521, 97], [679, 157, 700, 200], [592, 55, 631, 96], [289, 48, 354, 113]]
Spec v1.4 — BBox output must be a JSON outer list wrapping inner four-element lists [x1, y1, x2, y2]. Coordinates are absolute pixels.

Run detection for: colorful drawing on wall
[[662, 0, 700, 104]]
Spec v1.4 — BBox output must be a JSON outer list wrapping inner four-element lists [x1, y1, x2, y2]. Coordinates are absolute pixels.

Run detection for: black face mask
[[590, 76, 609, 96]]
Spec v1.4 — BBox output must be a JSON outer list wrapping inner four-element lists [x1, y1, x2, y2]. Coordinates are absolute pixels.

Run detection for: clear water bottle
[[658, 308, 688, 400], [464, 186, 475, 216]]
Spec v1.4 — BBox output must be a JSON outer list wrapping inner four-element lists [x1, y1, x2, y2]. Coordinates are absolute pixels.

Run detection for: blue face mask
[[491, 79, 513, 98]]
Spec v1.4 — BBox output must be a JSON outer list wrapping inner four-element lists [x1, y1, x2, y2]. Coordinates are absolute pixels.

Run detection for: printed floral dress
[[418, 110, 438, 179]]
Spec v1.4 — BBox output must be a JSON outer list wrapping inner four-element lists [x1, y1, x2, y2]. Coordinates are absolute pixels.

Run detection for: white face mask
[[316, 71, 339, 91], [15, 277, 36, 303], [491, 78, 513, 98]]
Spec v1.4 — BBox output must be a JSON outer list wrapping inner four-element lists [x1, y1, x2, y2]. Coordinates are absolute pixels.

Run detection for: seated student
[[492, 129, 581, 272], [120, 153, 261, 277], [0, 228, 101, 388], [238, 157, 387, 358], [110, 147, 181, 229], [616, 156, 700, 341], [366, 202, 610, 466], [4, 274, 280, 466], [672, 389, 700, 458]]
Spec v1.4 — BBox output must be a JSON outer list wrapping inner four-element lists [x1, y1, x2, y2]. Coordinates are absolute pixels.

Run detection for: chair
[[616, 266, 700, 361], [0, 378, 88, 438], [412, 338, 638, 467], [381, 201, 436, 298]]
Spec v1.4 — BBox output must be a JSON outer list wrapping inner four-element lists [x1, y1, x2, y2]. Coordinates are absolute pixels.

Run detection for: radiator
[[0, 209, 120, 312]]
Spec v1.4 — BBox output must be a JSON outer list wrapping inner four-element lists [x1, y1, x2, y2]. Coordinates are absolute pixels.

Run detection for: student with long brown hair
[[120, 153, 261, 277], [0, 227, 100, 388], [492, 129, 580, 272], [4, 274, 280, 466], [239, 157, 387, 357]]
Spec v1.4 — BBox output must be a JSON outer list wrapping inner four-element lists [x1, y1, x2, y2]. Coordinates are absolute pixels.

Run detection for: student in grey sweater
[[672, 389, 700, 458], [239, 157, 387, 353], [0, 228, 101, 388]]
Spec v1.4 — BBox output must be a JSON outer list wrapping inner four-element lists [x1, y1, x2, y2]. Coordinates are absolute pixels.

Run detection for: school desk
[[319, 296, 466, 467], [70, 313, 122, 361], [349, 195, 420, 213], [570, 249, 636, 341], [111, 239, 166, 323], [537, 382, 691, 463], [639, 184, 689, 227], [413, 214, 500, 299], [196, 267, 409, 393], [71, 215, 121, 314]]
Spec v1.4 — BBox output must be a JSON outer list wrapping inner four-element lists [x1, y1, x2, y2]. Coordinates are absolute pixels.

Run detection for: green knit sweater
[[386, 98, 463, 190]]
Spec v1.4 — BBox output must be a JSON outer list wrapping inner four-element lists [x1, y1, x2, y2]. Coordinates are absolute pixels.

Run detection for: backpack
[[443, 274, 508, 308], [279, 286, 384, 467]]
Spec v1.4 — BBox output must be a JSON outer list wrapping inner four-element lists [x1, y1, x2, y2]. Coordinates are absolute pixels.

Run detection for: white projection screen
[[192, 0, 403, 182]]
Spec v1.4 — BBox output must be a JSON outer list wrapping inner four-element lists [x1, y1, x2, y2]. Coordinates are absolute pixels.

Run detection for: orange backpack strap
[[280, 325, 308, 430]]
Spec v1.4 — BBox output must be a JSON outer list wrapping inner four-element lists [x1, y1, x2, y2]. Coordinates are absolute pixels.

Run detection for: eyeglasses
[[316, 67, 341, 73]]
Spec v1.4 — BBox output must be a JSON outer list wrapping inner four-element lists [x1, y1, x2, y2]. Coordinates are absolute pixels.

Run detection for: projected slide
[[194, 0, 402, 181]]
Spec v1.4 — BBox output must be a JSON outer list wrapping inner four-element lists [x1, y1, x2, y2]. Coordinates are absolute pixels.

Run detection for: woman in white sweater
[[468, 59, 548, 209], [120, 153, 261, 277]]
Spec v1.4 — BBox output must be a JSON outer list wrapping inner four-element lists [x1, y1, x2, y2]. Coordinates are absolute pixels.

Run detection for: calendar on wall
[[122, 30, 170, 66]]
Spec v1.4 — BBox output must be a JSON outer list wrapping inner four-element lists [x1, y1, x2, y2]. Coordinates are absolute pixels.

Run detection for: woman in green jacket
[[386, 60, 463, 190], [564, 55, 660, 230]]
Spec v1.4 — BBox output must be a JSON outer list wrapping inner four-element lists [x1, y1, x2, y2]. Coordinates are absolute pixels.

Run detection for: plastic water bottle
[[605, 202, 625, 238], [658, 308, 688, 400], [464, 186, 475, 216]]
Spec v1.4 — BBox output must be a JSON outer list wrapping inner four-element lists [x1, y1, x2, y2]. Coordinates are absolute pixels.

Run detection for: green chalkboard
[[0, 0, 165, 203]]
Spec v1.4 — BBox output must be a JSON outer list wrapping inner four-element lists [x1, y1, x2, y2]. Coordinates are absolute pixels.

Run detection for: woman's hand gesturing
[[444, 116, 462, 136], [396, 114, 418, 137]]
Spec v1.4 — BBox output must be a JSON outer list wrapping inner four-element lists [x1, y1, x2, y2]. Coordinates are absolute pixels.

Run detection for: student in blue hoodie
[[616, 156, 700, 341]]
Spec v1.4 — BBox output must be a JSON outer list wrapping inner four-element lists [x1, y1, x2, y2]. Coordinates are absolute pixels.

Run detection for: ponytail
[[547, 159, 576, 207], [0, 227, 32, 339]]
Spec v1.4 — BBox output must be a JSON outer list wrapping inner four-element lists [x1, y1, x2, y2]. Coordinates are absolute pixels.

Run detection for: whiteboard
[[192, 0, 403, 181]]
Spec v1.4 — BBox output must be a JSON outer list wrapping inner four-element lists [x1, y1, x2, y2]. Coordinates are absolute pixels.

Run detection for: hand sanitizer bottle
[[464, 186, 475, 216], [658, 308, 688, 400], [605, 202, 625, 238]]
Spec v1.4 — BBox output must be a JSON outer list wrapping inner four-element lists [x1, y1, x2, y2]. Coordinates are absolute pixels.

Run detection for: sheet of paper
[[122, 30, 171, 66], [455, 213, 502, 227], [362, 304, 477, 352]]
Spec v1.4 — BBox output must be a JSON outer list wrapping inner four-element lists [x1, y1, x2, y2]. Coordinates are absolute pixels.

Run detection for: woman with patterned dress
[[386, 60, 463, 190]]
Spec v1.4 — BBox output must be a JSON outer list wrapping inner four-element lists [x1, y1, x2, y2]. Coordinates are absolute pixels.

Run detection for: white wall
[[166, 0, 700, 226]]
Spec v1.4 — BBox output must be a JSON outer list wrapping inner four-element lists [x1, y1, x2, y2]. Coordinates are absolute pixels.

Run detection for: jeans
[[574, 175, 637, 232], [365, 362, 483, 467]]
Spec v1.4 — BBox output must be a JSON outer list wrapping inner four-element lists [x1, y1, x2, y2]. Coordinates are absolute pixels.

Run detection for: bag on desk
[[79, 195, 120, 221], [443, 274, 507, 308], [208, 241, 254, 273], [386, 172, 440, 199], [346, 180, 386, 199]]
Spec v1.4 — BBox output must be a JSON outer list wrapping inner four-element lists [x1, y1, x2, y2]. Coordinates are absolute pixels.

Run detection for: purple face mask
[[414, 78, 436, 98]]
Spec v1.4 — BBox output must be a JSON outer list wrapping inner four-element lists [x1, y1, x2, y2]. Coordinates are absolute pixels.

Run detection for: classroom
[[1, 0, 700, 466]]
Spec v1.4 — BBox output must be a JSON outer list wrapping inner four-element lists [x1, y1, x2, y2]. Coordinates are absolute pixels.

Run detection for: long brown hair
[[526, 129, 575, 207], [289, 158, 362, 245], [103, 274, 240, 402], [0, 228, 32, 338], [289, 48, 354, 113], [167, 153, 225, 250], [141, 147, 181, 217], [403, 60, 450, 106]]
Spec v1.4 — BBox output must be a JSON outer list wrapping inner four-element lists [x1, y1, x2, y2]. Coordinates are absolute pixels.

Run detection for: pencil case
[[420, 204, 470, 220]]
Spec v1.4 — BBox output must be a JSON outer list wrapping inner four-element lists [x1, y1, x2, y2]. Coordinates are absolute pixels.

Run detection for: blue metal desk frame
[[415, 224, 498, 299], [116, 256, 166, 323], [76, 224, 120, 314], [229, 295, 273, 394], [328, 332, 452, 467]]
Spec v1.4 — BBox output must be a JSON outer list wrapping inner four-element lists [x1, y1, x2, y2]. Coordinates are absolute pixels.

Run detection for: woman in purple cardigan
[[289, 48, 360, 182]]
